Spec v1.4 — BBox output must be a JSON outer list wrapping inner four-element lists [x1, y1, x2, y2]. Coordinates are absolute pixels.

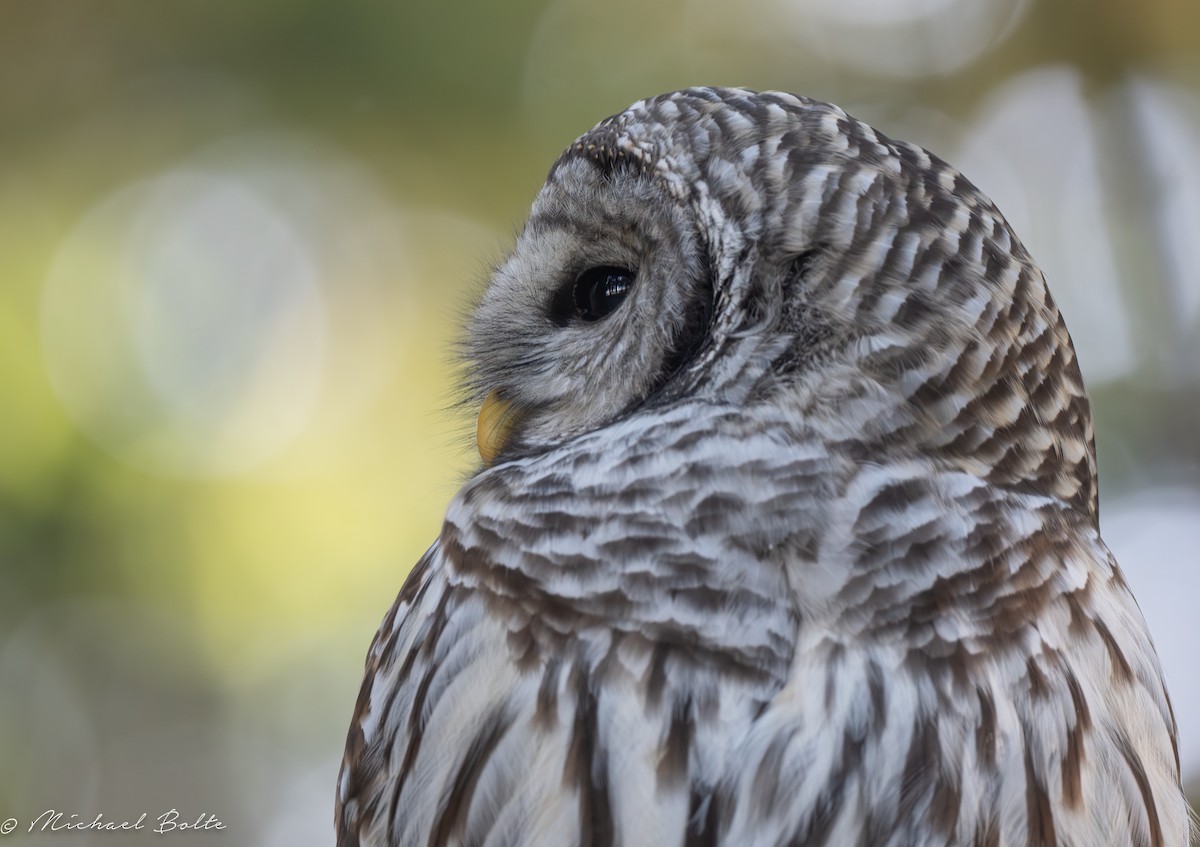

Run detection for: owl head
[[464, 88, 1098, 520]]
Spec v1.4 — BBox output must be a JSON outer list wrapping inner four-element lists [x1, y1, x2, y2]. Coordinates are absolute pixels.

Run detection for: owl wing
[[334, 544, 558, 846], [335, 541, 696, 847], [335, 544, 439, 847], [707, 490, 1188, 847], [335, 509, 807, 847]]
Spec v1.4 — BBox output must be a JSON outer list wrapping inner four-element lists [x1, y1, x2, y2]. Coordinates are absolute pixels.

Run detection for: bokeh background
[[1, 1, 1197, 843]]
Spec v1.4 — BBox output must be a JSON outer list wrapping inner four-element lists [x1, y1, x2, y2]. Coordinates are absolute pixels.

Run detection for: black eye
[[572, 266, 635, 322]]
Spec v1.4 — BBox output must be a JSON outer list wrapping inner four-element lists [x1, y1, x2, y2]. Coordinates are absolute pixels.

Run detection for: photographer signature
[[1, 808, 226, 835]]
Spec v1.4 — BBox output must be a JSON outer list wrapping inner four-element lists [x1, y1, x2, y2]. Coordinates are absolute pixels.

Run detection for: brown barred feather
[[336, 88, 1191, 846]]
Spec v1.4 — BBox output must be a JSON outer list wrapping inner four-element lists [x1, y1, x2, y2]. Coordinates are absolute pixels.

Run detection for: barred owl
[[336, 88, 1191, 846]]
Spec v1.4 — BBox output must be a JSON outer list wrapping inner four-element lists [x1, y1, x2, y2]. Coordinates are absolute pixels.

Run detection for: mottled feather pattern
[[336, 88, 1192, 846]]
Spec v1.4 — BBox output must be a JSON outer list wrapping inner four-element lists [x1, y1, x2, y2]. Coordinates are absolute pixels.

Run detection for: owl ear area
[[476, 390, 523, 466]]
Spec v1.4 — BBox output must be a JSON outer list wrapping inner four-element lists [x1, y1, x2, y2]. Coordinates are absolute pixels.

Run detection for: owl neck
[[698, 265, 1101, 525]]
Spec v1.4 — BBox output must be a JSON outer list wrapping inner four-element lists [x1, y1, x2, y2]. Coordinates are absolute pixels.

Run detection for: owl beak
[[476, 390, 520, 467]]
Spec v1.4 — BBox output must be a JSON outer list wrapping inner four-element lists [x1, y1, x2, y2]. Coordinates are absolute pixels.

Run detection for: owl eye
[[572, 266, 635, 322]]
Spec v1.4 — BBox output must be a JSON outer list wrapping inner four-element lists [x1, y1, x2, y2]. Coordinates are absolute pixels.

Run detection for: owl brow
[[585, 147, 648, 181], [546, 127, 649, 183], [567, 125, 656, 180]]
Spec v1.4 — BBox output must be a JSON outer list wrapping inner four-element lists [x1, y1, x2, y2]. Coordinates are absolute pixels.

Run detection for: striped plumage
[[336, 88, 1191, 846]]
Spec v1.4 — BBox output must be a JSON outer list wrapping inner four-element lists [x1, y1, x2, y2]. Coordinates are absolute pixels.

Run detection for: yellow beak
[[476, 390, 519, 466]]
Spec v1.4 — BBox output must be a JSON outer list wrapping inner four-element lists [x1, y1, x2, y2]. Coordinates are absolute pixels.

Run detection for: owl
[[336, 88, 1191, 846]]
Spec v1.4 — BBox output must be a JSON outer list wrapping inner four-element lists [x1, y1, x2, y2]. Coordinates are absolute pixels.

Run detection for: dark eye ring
[[572, 266, 635, 322]]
